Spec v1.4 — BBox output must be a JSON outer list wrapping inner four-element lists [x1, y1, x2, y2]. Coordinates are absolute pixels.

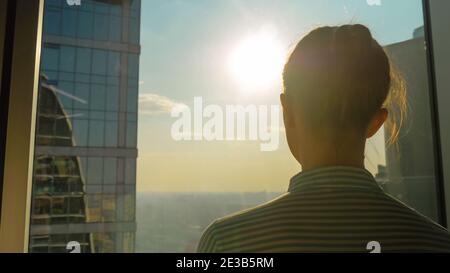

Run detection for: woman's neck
[[299, 138, 366, 172]]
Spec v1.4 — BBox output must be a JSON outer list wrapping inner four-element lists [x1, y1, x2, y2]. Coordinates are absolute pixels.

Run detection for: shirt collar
[[288, 166, 383, 193]]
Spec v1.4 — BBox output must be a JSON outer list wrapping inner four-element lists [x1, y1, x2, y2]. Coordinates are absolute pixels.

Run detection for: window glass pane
[[132, 0, 440, 253], [110, 4, 122, 17], [109, 16, 122, 42], [59, 72, 73, 82], [46, 0, 62, 7], [87, 194, 102, 223], [125, 159, 136, 184], [128, 54, 139, 79], [90, 84, 106, 110], [108, 52, 121, 76], [42, 46, 59, 71], [126, 122, 137, 148], [76, 48, 91, 74], [92, 75, 106, 85], [107, 76, 119, 86], [95, 1, 110, 14], [92, 50, 107, 75], [94, 13, 109, 41], [59, 46, 75, 72], [76, 73, 90, 83], [74, 83, 90, 110], [80, 0, 95, 12], [89, 120, 105, 147], [121, 195, 136, 222], [127, 87, 137, 113], [128, 17, 140, 44], [102, 195, 116, 222], [72, 119, 88, 146], [87, 157, 103, 185], [106, 85, 119, 111], [105, 121, 118, 147], [57, 81, 74, 110], [61, 8, 77, 38], [44, 7, 61, 36], [31, 0, 443, 254], [104, 158, 118, 185], [78, 11, 94, 39]]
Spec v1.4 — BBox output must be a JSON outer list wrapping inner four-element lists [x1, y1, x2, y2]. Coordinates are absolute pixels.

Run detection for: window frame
[[0, 0, 11, 223], [426, 0, 450, 227], [0, 0, 44, 252]]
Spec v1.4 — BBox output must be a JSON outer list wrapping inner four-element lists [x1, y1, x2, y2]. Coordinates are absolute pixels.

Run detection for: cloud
[[139, 93, 187, 116]]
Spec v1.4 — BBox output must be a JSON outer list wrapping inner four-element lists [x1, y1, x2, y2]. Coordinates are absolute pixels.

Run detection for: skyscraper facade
[[383, 26, 440, 222], [29, 0, 140, 253]]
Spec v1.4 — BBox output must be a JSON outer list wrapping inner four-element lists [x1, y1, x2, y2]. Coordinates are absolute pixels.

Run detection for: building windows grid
[[27, 0, 141, 254], [44, 0, 125, 43], [32, 155, 136, 225], [38, 43, 139, 148]]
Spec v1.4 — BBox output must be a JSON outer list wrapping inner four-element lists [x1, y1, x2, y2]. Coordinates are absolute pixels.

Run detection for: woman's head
[[281, 24, 406, 167]]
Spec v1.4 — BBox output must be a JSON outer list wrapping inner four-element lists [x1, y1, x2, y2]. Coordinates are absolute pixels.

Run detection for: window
[[91, 84, 106, 110], [42, 46, 59, 71], [24, 0, 444, 254], [60, 46, 75, 72], [132, 0, 441, 253], [106, 86, 119, 112], [44, 6, 61, 36], [105, 120, 118, 147], [108, 52, 120, 77], [92, 50, 107, 76], [76, 48, 91, 74], [87, 157, 103, 186], [78, 11, 94, 39], [61, 8, 77, 38], [104, 158, 117, 185]]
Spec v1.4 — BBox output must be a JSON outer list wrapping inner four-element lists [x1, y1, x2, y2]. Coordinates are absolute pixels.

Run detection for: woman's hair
[[283, 24, 407, 144]]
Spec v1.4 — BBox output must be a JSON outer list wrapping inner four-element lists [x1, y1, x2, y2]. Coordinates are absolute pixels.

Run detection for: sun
[[228, 29, 285, 93]]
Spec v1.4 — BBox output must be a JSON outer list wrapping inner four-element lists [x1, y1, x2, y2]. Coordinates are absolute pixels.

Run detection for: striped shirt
[[197, 166, 450, 253]]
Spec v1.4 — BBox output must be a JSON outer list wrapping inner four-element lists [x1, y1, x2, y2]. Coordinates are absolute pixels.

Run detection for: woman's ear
[[366, 108, 388, 138]]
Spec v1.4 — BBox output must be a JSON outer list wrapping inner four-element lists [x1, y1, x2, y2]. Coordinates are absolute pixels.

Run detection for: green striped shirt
[[197, 166, 450, 253]]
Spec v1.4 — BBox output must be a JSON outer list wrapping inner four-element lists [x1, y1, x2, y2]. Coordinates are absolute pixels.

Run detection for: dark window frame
[[422, 0, 447, 227], [0, 0, 18, 221]]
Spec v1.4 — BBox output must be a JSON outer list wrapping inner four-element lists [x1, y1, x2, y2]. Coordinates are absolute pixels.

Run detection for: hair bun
[[334, 24, 373, 49], [349, 24, 372, 38]]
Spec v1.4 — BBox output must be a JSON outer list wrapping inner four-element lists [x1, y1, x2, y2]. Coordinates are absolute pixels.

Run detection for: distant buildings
[[383, 26, 440, 221], [29, 0, 141, 253], [374, 164, 388, 187]]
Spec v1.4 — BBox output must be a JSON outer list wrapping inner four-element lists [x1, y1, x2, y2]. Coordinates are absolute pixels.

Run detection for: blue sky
[[139, 0, 423, 102]]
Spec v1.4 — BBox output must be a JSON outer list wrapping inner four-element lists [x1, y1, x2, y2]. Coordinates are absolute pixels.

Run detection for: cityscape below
[[136, 192, 282, 253]]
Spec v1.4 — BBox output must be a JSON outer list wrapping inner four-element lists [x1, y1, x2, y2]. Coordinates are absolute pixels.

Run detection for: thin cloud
[[139, 93, 187, 116]]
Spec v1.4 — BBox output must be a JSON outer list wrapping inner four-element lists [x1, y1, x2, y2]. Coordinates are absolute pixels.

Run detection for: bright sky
[[136, 0, 424, 192]]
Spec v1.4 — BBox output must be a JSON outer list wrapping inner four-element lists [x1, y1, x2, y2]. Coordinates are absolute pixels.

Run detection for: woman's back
[[198, 166, 450, 253]]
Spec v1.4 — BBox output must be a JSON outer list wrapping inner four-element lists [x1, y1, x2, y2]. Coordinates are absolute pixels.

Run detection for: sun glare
[[228, 29, 285, 93]]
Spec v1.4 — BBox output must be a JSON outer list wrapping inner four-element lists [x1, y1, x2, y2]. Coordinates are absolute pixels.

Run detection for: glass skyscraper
[[383, 26, 440, 222], [29, 0, 140, 253]]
